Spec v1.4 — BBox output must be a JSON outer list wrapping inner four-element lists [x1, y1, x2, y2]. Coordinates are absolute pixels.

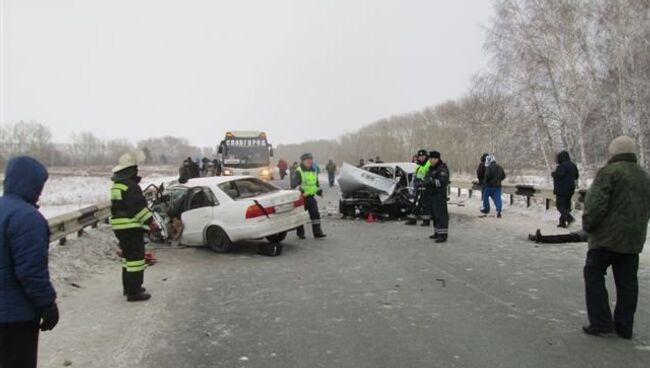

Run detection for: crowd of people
[[1, 136, 649, 366], [178, 157, 221, 183]]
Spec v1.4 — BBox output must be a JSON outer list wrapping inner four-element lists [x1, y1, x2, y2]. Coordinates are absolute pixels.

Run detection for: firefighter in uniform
[[110, 151, 156, 302], [425, 150, 450, 243], [292, 153, 326, 239], [405, 149, 432, 226]]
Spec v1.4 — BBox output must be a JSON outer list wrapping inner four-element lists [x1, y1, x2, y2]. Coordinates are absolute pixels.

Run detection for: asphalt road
[[40, 181, 650, 368]]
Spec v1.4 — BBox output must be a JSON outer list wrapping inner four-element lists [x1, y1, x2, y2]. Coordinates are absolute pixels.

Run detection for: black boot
[[420, 220, 431, 227], [313, 224, 327, 239], [404, 218, 417, 226], [123, 287, 146, 296], [429, 233, 439, 240], [297, 226, 306, 239], [435, 235, 447, 243], [127, 292, 151, 302]]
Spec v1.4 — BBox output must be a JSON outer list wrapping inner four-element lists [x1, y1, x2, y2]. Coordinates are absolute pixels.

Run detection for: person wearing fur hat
[[424, 150, 450, 243], [292, 153, 326, 239], [110, 151, 157, 302], [581, 136, 650, 339]]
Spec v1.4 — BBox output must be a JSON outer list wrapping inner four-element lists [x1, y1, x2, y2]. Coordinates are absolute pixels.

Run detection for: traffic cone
[[367, 212, 376, 223]]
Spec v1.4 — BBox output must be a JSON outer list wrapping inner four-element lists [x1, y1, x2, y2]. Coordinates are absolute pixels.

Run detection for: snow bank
[[48, 224, 121, 297]]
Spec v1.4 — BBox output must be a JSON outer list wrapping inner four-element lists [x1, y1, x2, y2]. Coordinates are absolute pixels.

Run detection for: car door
[[181, 187, 218, 245]]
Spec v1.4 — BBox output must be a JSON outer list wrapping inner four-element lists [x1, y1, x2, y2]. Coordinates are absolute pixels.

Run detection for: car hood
[[338, 163, 399, 202]]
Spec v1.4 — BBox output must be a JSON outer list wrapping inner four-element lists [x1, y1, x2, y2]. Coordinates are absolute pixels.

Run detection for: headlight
[[223, 169, 233, 176], [261, 169, 270, 176]]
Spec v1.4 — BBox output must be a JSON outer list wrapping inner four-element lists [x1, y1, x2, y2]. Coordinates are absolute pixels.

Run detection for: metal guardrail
[[448, 180, 587, 210], [48, 201, 111, 245]]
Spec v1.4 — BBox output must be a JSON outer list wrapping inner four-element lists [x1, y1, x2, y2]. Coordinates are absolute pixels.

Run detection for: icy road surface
[[38, 180, 650, 368]]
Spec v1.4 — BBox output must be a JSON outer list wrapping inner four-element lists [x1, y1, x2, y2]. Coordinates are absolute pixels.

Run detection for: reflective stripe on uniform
[[111, 183, 129, 201], [123, 259, 147, 272], [134, 207, 153, 224], [111, 218, 149, 230]]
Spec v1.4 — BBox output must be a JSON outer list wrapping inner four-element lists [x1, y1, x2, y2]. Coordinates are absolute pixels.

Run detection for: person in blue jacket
[[0, 156, 59, 368]]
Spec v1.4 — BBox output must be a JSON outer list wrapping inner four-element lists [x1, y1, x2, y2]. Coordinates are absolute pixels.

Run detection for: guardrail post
[[468, 189, 472, 198], [526, 196, 531, 207], [510, 194, 514, 205], [545, 198, 551, 210], [59, 237, 67, 246], [457, 187, 461, 197]]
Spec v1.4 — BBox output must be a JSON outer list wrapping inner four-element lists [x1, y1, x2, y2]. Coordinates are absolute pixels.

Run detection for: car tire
[[266, 231, 287, 244], [206, 226, 233, 253]]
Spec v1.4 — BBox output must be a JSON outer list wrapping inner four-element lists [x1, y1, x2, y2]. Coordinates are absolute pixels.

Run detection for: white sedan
[[152, 176, 309, 252]]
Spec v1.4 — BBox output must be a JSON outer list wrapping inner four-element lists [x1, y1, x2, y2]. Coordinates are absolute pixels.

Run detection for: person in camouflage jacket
[[581, 136, 650, 340]]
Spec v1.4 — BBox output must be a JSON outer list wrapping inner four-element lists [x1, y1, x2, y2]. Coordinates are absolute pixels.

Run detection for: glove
[[39, 303, 59, 331], [317, 189, 323, 197]]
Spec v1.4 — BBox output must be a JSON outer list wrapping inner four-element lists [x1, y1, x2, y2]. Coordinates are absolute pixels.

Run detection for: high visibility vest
[[416, 160, 431, 180], [110, 183, 152, 231], [297, 167, 319, 196]]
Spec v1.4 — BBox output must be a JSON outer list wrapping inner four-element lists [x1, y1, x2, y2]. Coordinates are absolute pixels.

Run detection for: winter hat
[[428, 150, 441, 159], [484, 154, 496, 167], [300, 153, 313, 161], [417, 149, 428, 157], [608, 136, 636, 156]]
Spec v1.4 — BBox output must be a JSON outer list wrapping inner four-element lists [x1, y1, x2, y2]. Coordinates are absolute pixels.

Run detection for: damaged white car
[[148, 176, 309, 253], [338, 162, 417, 219]]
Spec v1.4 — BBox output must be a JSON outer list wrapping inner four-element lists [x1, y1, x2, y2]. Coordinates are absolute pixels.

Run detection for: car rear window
[[218, 178, 279, 199]]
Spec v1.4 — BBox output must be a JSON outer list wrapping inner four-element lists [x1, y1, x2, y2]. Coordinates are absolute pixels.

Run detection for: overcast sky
[[1, 0, 493, 147]]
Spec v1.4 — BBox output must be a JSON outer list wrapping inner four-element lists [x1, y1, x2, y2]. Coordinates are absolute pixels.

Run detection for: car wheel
[[206, 226, 233, 253], [266, 231, 287, 244]]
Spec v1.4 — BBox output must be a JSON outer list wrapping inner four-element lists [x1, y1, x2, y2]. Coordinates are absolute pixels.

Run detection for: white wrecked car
[[149, 176, 309, 253], [338, 162, 417, 219]]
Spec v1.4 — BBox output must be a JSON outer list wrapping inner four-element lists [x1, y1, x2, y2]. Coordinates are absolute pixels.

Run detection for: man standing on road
[[552, 150, 579, 228], [425, 151, 450, 243], [110, 151, 157, 302], [1, 156, 59, 368], [277, 159, 288, 180], [326, 159, 337, 187], [480, 154, 506, 218], [405, 149, 432, 226], [476, 153, 488, 213], [357, 158, 365, 168], [292, 153, 326, 239], [581, 136, 650, 340]]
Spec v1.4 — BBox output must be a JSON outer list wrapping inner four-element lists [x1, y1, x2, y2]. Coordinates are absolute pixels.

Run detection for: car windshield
[[218, 178, 279, 200]]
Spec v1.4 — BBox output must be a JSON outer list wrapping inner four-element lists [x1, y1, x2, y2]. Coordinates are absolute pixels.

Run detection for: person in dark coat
[[477, 153, 488, 212], [212, 158, 222, 176], [424, 151, 450, 243], [581, 136, 650, 340], [325, 160, 337, 187], [552, 150, 580, 228], [277, 159, 288, 180], [178, 160, 191, 184], [0, 156, 59, 368], [481, 154, 506, 218], [185, 157, 200, 179]]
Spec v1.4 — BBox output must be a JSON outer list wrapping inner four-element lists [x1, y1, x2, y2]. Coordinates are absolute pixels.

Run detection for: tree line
[[0, 121, 212, 168], [277, 0, 650, 179]]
